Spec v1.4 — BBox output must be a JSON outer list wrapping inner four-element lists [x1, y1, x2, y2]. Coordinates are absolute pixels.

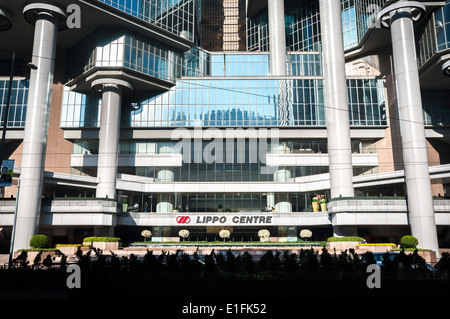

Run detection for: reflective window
[[210, 53, 270, 76], [287, 53, 322, 76], [67, 29, 183, 83], [61, 77, 388, 128], [60, 87, 100, 127], [434, 4, 450, 52], [0, 80, 28, 128], [247, 0, 321, 53], [96, 0, 195, 42], [354, 0, 387, 46], [128, 78, 326, 127], [422, 90, 450, 126], [347, 79, 386, 126], [285, 0, 321, 52], [341, 0, 358, 50], [116, 191, 324, 213]]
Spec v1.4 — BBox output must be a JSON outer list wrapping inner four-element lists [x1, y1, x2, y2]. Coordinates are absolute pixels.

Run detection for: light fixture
[[27, 62, 38, 70]]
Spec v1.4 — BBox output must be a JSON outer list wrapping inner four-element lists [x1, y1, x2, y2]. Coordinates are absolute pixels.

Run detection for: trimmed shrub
[[83, 237, 121, 242], [400, 235, 418, 249], [29, 234, 49, 249], [327, 236, 365, 242]]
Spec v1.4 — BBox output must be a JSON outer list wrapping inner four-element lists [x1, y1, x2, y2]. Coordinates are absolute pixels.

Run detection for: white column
[[92, 78, 133, 199], [268, 0, 287, 76], [377, 2, 439, 255], [13, 4, 66, 251], [319, 0, 354, 199]]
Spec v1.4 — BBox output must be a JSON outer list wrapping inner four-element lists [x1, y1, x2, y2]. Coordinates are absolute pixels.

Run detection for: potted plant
[[218, 204, 223, 212], [312, 197, 319, 212], [320, 198, 327, 211]]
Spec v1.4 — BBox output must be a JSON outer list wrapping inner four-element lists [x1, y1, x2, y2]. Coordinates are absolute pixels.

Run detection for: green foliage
[[83, 236, 121, 242], [29, 234, 49, 248], [327, 236, 365, 242], [400, 235, 418, 248]]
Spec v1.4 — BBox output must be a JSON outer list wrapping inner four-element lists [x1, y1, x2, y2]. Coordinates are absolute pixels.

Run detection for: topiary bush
[[400, 235, 418, 249], [29, 234, 49, 249]]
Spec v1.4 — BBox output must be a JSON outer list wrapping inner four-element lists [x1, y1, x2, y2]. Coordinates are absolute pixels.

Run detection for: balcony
[[265, 153, 378, 167], [0, 198, 119, 227], [70, 153, 183, 168], [328, 197, 450, 226]]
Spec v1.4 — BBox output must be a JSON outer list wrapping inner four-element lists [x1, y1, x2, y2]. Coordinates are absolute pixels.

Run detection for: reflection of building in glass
[[1, 0, 450, 255]]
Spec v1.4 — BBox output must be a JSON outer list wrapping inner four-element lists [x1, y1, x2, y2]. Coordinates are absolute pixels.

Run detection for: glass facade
[[67, 29, 184, 83], [0, 80, 28, 128], [96, 0, 196, 42], [285, 0, 321, 52], [199, 0, 246, 51], [61, 77, 386, 128], [341, 0, 358, 50], [73, 138, 380, 157], [119, 78, 325, 127], [246, 0, 321, 53], [117, 191, 324, 213], [417, 2, 450, 67], [422, 90, 450, 126], [246, 13, 269, 52], [60, 87, 100, 128], [435, 3, 450, 50], [210, 53, 270, 76], [347, 79, 386, 126]]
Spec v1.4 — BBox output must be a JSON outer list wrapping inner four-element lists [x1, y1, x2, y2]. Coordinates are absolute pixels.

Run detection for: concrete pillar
[[92, 78, 133, 199], [319, 0, 354, 199], [13, 4, 66, 251], [156, 168, 174, 212], [268, 0, 287, 76], [156, 194, 174, 213], [333, 225, 358, 238], [377, 1, 439, 255], [267, 193, 275, 210]]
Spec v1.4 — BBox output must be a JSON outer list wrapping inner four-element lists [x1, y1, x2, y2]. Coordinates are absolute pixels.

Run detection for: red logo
[[176, 216, 191, 224]]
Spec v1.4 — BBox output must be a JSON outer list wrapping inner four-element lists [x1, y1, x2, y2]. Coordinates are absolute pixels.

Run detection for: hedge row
[[83, 237, 121, 243]]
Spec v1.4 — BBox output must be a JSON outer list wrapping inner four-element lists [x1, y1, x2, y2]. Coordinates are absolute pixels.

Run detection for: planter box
[[83, 241, 120, 251], [56, 245, 91, 255], [57, 246, 80, 255], [356, 244, 397, 253], [326, 241, 361, 251], [14, 250, 60, 263]]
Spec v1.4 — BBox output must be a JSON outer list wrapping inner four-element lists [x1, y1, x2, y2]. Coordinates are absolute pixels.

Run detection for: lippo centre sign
[[176, 214, 273, 226], [120, 212, 332, 227]]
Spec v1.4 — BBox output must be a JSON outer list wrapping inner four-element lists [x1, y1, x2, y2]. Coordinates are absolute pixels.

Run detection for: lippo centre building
[[0, 0, 450, 253]]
